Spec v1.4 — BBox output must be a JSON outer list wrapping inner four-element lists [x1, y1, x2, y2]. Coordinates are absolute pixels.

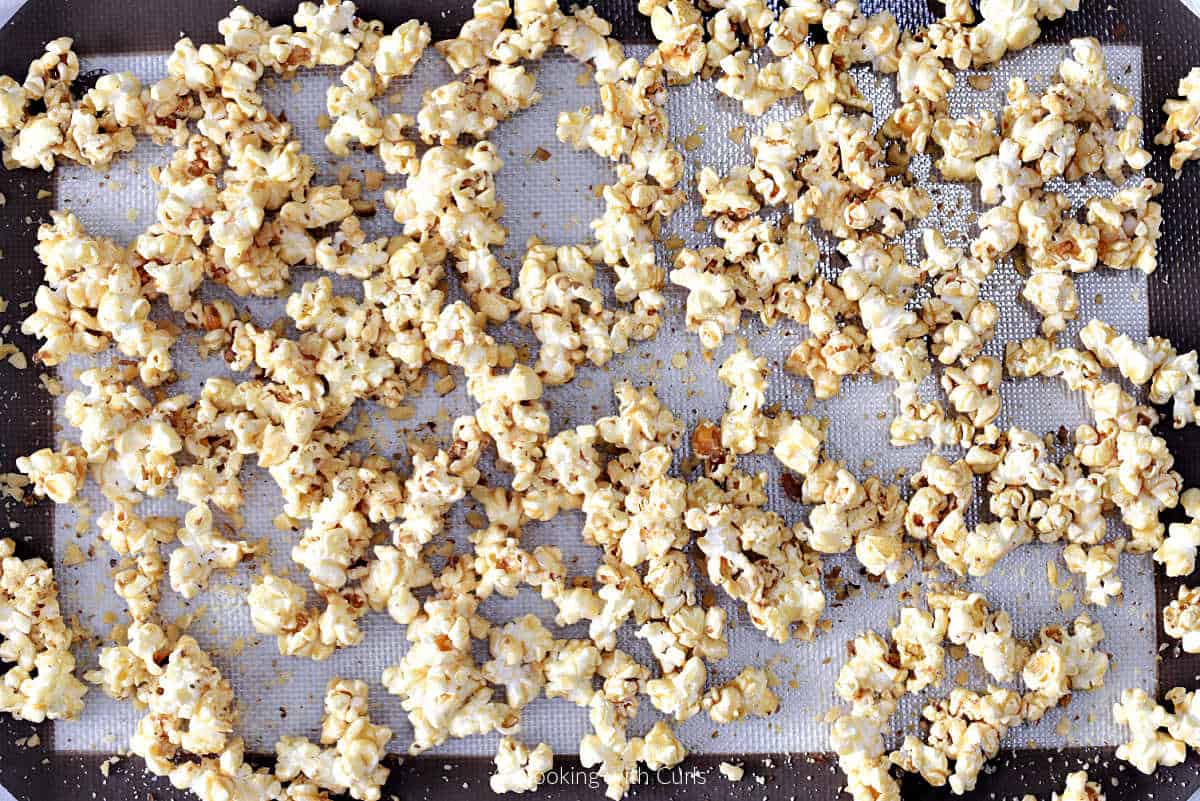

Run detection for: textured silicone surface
[[0, 1, 1198, 800]]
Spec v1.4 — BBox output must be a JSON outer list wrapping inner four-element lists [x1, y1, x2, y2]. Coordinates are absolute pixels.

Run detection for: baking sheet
[[43, 39, 1157, 762]]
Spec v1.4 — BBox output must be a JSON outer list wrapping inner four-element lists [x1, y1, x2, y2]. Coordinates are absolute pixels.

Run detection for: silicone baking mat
[[0, 1, 1199, 800]]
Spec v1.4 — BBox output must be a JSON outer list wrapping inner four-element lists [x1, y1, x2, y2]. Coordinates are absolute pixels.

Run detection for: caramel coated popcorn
[[5, 3, 1198, 801]]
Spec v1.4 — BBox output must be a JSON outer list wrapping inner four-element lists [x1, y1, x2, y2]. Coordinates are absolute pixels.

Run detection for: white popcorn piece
[[1062, 542, 1123, 607], [1156, 67, 1200, 172], [1021, 615, 1109, 721], [774, 415, 827, 475], [891, 607, 947, 694], [1166, 686, 1200, 749], [275, 678, 392, 801], [490, 737, 553, 794], [1113, 688, 1187, 774], [382, 596, 513, 754], [702, 665, 779, 723], [1052, 770, 1104, 801], [928, 589, 1028, 683], [1157, 488, 1200, 577], [0, 538, 87, 722], [1165, 585, 1200, 653], [900, 686, 1023, 795], [375, 20, 431, 84], [15, 443, 86, 503]]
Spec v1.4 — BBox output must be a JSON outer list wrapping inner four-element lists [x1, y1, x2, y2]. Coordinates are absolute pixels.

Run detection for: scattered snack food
[[0, 1, 1197, 800]]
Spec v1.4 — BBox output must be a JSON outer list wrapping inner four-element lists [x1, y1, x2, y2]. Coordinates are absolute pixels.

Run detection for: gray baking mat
[[48, 42, 1153, 757]]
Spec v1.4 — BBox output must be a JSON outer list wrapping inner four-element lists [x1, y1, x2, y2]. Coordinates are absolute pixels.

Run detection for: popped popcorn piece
[[275, 678, 392, 801], [1112, 688, 1187, 774], [702, 665, 779, 723], [718, 345, 775, 455], [382, 596, 513, 754], [418, 63, 541, 145], [15, 443, 86, 503], [1052, 771, 1105, 801], [1156, 488, 1200, 576], [0, 538, 87, 722], [773, 415, 827, 475], [1156, 67, 1200, 172], [515, 239, 655, 385], [1062, 542, 1123, 607], [928, 589, 1028, 683], [686, 470, 825, 643], [23, 212, 178, 385], [1164, 585, 1200, 653], [802, 460, 910, 582], [375, 20, 431, 84], [641, 719, 686, 770], [482, 614, 553, 712], [836, 630, 908, 713], [898, 686, 1023, 795], [1021, 615, 1109, 721], [490, 737, 553, 794], [1081, 319, 1200, 429], [1166, 686, 1200, 749], [891, 606, 947, 694]]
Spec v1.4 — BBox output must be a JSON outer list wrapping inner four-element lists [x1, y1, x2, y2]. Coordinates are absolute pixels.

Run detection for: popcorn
[[544, 639, 601, 706], [932, 111, 998, 180], [293, 2, 364, 66], [375, 20, 431, 84], [641, 720, 686, 771], [0, 538, 87, 722], [1062, 542, 1123, 606], [672, 214, 820, 348], [491, 737, 553, 794], [1164, 585, 1200, 653], [275, 678, 392, 801], [16, 443, 86, 503], [1086, 179, 1162, 274], [247, 573, 357, 661], [928, 589, 1028, 683], [482, 614, 553, 711], [1157, 67, 1200, 172], [325, 62, 382, 157], [828, 627, 904, 801], [803, 462, 910, 581], [23, 211, 178, 385], [702, 665, 779, 723], [437, 0, 510, 73], [904, 686, 1023, 794], [645, 654, 706, 721], [1052, 771, 1105, 801], [1166, 686, 1200, 749], [718, 346, 774, 455], [773, 415, 827, 475], [836, 631, 908, 713], [642, 0, 705, 82], [1156, 488, 1200, 577], [170, 503, 261, 600], [418, 64, 541, 145], [891, 607, 947, 694], [516, 239, 654, 385], [687, 471, 825, 642], [1081, 319, 1200, 429], [127, 635, 239, 769], [382, 596, 514, 754], [1021, 615, 1109, 721], [1112, 688, 1187, 774]]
